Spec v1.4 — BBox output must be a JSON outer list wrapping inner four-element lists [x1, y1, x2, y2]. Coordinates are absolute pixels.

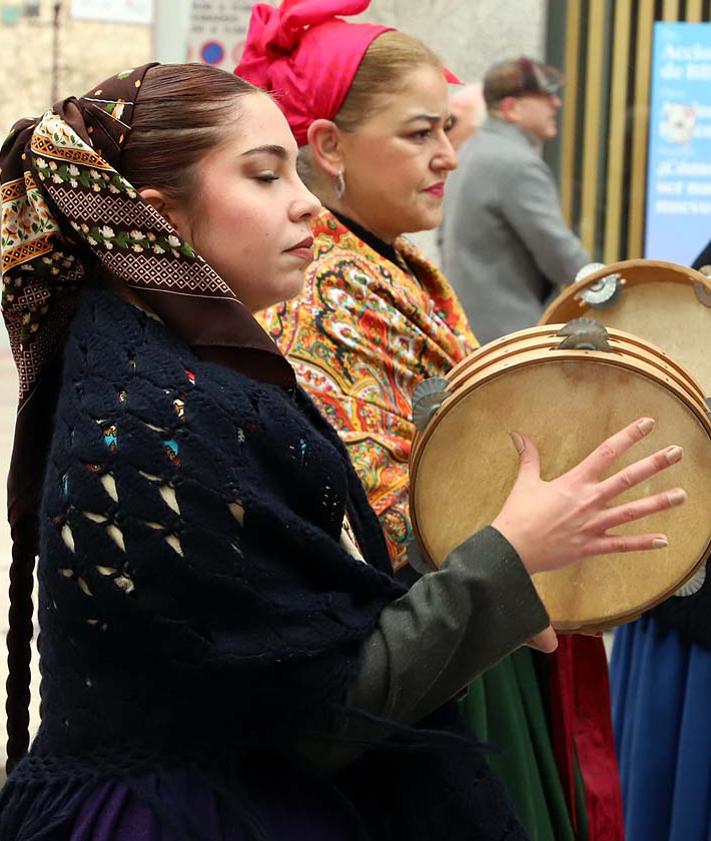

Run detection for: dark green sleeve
[[347, 525, 550, 724], [300, 526, 549, 770]]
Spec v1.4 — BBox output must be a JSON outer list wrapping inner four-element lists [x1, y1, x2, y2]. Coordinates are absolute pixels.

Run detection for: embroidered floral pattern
[[259, 209, 476, 569]]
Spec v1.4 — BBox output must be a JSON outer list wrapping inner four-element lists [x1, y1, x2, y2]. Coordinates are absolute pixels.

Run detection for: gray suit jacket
[[441, 117, 589, 345]]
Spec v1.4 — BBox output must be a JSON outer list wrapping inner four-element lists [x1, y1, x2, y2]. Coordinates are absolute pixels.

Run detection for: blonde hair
[[334, 30, 444, 132], [297, 31, 444, 192]]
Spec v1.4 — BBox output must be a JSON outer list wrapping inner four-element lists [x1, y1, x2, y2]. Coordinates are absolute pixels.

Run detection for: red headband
[[236, 0, 458, 146]]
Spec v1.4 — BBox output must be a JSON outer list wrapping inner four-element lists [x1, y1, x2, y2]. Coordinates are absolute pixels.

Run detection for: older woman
[[239, 3, 623, 839]]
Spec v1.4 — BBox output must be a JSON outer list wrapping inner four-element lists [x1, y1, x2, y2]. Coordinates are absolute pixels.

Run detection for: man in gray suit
[[441, 57, 589, 345]]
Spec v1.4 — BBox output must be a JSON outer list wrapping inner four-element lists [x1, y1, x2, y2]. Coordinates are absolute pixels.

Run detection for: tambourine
[[540, 259, 711, 396], [409, 319, 711, 633]]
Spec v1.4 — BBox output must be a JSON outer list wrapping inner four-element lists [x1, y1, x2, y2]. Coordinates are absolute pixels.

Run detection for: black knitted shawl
[[0, 286, 526, 841]]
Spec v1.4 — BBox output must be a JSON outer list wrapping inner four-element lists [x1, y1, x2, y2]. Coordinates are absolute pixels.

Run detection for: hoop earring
[[334, 171, 345, 200]]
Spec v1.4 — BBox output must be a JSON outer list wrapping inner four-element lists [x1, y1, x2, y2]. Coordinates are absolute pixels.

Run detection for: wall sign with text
[[646, 22, 711, 265]]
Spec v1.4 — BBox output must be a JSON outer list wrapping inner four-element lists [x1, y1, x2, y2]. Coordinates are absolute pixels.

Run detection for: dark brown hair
[[121, 64, 261, 203]]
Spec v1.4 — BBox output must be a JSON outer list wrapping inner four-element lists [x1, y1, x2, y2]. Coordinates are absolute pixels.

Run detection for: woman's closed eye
[[255, 172, 280, 183]]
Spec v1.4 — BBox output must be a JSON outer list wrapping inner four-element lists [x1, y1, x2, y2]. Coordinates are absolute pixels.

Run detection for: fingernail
[[653, 537, 669, 549], [666, 446, 683, 464], [668, 488, 687, 506], [510, 432, 524, 455], [638, 417, 655, 434]]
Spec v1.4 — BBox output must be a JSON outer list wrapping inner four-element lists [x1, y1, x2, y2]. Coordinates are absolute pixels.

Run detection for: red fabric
[[235, 0, 459, 146], [550, 635, 624, 841], [549, 637, 577, 821]]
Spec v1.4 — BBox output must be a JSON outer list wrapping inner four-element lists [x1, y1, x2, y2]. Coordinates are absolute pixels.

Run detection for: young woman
[[0, 61, 684, 841], [239, 2, 631, 837]]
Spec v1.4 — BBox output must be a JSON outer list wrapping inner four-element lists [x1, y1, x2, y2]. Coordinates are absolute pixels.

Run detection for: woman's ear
[[306, 119, 345, 178], [139, 188, 188, 237]]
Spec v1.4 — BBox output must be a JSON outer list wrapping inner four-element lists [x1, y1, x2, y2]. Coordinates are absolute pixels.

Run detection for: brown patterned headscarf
[[0, 63, 294, 769]]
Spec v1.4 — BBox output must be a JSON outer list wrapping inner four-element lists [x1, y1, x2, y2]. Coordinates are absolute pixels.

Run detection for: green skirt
[[462, 648, 589, 841]]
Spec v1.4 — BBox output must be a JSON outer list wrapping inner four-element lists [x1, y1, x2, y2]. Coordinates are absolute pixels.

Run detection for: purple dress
[[69, 768, 359, 840]]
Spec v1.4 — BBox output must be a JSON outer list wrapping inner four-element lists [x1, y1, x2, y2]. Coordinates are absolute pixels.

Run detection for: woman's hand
[[492, 417, 687, 576]]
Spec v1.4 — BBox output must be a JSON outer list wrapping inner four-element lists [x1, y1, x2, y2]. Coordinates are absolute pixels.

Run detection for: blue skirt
[[611, 617, 711, 841]]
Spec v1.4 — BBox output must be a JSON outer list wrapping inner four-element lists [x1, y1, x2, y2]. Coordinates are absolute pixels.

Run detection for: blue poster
[[645, 23, 711, 265]]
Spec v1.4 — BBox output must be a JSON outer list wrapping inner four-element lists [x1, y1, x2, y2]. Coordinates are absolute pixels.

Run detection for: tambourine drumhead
[[410, 327, 711, 633], [540, 259, 711, 397]]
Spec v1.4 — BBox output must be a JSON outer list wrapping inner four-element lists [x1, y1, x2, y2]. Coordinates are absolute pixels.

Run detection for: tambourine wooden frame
[[410, 323, 711, 633], [539, 259, 711, 325], [447, 326, 706, 406]]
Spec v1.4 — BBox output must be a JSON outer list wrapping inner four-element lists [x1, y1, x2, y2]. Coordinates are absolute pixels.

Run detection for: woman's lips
[[284, 237, 314, 262], [423, 182, 445, 197]]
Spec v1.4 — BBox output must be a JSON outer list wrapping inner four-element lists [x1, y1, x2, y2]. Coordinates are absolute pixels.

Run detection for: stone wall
[[356, 0, 546, 82], [0, 0, 152, 139]]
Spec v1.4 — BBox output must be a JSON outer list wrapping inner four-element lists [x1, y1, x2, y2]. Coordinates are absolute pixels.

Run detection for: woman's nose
[[291, 182, 322, 221], [433, 134, 458, 173]]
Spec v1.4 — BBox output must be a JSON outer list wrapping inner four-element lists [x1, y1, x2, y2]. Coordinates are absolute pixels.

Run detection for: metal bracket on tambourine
[[555, 318, 613, 352], [412, 376, 449, 433], [575, 263, 623, 308]]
